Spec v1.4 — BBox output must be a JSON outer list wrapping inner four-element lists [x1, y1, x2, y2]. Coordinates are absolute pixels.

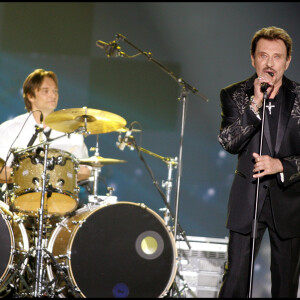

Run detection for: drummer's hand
[[0, 167, 13, 184], [77, 165, 91, 182]]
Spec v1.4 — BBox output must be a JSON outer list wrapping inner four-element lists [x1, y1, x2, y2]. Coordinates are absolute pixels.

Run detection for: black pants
[[218, 194, 300, 298]]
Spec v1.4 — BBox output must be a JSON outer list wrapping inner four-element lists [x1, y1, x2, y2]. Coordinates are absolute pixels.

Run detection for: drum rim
[[13, 147, 80, 165], [0, 207, 29, 284]]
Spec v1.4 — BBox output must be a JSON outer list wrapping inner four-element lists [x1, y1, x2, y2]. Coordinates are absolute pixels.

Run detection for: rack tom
[[11, 147, 79, 216]]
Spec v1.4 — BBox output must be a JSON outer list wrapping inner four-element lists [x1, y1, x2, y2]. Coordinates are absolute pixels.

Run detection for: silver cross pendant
[[266, 101, 275, 115]]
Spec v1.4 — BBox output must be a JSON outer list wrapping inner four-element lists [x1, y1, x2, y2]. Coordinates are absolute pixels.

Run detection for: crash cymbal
[[116, 127, 141, 133], [79, 156, 127, 167], [45, 107, 127, 134]]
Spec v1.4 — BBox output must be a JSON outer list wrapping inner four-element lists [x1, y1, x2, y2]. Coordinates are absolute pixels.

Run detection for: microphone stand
[[248, 90, 268, 298], [111, 33, 209, 244]]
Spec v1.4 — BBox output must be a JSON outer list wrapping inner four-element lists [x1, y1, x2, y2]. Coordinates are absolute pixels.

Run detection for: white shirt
[[0, 112, 89, 166]]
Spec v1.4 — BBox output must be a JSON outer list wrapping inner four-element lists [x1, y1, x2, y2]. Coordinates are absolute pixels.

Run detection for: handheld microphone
[[260, 72, 274, 93], [261, 83, 271, 93], [96, 40, 125, 58]]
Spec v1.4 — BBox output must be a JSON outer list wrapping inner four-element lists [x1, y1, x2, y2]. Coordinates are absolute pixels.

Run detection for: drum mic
[[96, 40, 126, 58], [116, 127, 132, 151], [27, 125, 44, 147]]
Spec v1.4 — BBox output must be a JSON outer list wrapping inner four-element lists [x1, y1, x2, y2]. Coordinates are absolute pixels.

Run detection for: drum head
[[70, 202, 176, 298]]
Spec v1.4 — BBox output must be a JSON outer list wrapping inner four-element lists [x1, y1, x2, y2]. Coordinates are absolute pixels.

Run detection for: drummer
[[0, 68, 91, 185]]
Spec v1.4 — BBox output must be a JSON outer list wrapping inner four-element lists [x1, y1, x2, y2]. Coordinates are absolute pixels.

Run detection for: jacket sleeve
[[279, 156, 300, 187], [218, 87, 262, 154]]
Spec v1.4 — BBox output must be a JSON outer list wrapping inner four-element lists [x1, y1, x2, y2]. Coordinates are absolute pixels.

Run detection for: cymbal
[[79, 156, 127, 167], [116, 127, 141, 133], [45, 107, 127, 134]]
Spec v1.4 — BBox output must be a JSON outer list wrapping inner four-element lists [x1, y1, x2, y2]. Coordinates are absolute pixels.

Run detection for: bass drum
[[47, 202, 177, 298], [0, 201, 29, 294]]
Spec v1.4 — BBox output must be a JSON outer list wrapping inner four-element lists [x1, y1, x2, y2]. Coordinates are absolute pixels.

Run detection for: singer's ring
[[257, 157, 260, 162], [258, 77, 262, 80]]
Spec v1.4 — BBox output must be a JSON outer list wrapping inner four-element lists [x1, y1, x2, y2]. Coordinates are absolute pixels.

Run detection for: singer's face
[[28, 76, 59, 116], [251, 38, 291, 86]]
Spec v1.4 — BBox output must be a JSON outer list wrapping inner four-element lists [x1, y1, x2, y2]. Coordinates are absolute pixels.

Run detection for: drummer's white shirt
[[0, 112, 89, 167]]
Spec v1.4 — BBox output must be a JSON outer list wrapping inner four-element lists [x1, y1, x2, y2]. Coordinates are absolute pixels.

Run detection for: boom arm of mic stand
[[115, 33, 209, 102]]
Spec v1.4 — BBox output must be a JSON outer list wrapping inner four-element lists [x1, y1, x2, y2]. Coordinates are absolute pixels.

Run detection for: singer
[[0, 69, 90, 185], [218, 26, 300, 297]]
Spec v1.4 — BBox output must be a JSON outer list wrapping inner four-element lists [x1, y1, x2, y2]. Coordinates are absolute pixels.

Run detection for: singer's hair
[[23, 69, 58, 112], [251, 26, 292, 59]]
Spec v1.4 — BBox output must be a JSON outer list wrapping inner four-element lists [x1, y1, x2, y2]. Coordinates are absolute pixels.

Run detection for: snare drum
[[47, 202, 177, 298], [0, 201, 29, 293], [11, 148, 79, 216]]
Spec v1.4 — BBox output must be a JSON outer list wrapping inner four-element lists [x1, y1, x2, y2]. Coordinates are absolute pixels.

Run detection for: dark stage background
[[0, 2, 299, 297]]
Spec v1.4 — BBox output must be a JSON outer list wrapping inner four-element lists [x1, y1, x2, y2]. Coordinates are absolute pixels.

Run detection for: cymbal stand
[[92, 135, 100, 197], [7, 129, 86, 297], [161, 157, 178, 227], [121, 136, 190, 248], [34, 142, 50, 297], [122, 137, 191, 297], [88, 135, 103, 204]]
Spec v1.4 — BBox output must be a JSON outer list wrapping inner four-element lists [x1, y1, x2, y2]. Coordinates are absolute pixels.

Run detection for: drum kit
[[0, 107, 177, 298]]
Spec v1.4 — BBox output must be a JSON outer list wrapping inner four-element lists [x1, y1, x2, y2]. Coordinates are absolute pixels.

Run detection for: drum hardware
[[5, 126, 83, 297], [116, 132, 188, 243], [33, 141, 50, 297], [80, 134, 122, 206], [116, 131, 192, 297], [55, 221, 72, 233], [160, 157, 178, 227]]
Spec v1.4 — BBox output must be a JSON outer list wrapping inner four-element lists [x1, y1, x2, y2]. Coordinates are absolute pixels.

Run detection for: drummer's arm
[[0, 167, 13, 184], [77, 165, 91, 182]]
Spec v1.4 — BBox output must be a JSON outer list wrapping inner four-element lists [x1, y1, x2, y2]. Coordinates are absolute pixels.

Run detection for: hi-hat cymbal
[[79, 156, 127, 167], [116, 127, 141, 133], [45, 107, 127, 134]]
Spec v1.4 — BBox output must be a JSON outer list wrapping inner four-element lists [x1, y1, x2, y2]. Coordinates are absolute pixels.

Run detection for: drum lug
[[54, 254, 71, 260], [56, 222, 72, 233], [71, 220, 86, 228]]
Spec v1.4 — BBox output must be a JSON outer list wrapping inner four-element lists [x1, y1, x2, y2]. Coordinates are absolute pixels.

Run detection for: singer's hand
[[252, 75, 273, 108], [252, 152, 283, 178]]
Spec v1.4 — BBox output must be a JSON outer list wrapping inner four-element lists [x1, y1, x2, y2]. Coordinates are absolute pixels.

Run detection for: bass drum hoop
[[47, 202, 177, 298], [0, 202, 29, 287]]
